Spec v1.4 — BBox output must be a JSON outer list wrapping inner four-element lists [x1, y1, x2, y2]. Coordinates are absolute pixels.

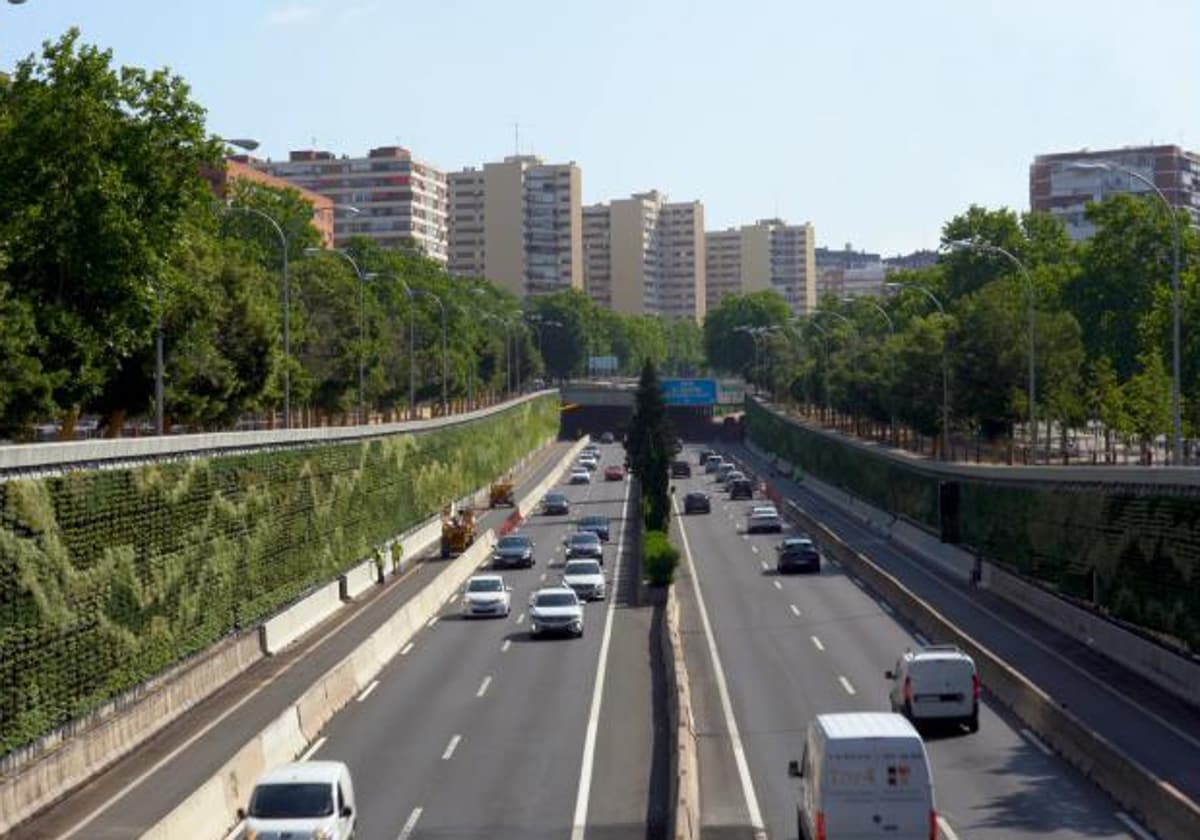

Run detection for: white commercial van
[[239, 760, 357, 839], [788, 712, 937, 840], [887, 644, 980, 732]]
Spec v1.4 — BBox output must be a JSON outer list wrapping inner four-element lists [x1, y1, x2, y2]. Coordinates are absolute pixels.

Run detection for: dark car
[[729, 478, 754, 500], [493, 534, 535, 569], [698, 449, 716, 465], [777, 537, 821, 574], [565, 530, 604, 561], [543, 491, 570, 515], [600, 431, 615, 444], [577, 514, 611, 542], [683, 491, 711, 514], [671, 460, 692, 478]]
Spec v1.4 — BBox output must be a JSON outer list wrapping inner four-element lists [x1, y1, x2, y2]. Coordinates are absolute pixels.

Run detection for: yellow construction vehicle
[[489, 475, 516, 508], [440, 503, 477, 558]]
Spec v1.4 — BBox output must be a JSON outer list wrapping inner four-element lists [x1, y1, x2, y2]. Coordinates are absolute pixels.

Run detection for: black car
[[777, 537, 821, 574], [698, 449, 716, 465], [493, 534, 535, 568], [543, 492, 570, 515], [683, 491, 711, 514], [671, 460, 692, 478], [729, 478, 754, 500], [576, 514, 611, 542]]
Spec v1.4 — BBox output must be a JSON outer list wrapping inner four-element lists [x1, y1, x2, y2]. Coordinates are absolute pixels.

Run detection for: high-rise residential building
[[581, 191, 706, 321], [210, 157, 335, 248], [446, 155, 583, 296], [256, 146, 449, 262], [704, 218, 816, 315], [1030, 145, 1200, 240]]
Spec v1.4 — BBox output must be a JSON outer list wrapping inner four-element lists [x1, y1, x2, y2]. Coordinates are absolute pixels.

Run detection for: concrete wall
[[259, 581, 343, 655], [340, 559, 381, 601], [665, 584, 700, 840]]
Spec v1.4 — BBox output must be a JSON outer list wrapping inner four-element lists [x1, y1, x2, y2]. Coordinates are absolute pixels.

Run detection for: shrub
[[643, 529, 679, 586]]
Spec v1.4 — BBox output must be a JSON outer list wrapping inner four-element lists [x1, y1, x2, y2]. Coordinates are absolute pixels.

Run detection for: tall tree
[[702, 290, 791, 375], [626, 360, 675, 530]]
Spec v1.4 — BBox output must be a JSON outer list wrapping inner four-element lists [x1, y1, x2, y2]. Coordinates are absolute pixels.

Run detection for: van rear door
[[911, 658, 974, 718], [821, 742, 931, 838]]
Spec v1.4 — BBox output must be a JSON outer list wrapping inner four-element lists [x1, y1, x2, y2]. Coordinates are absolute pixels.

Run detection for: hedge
[[643, 530, 679, 586], [746, 400, 1200, 650], [0, 395, 558, 755]]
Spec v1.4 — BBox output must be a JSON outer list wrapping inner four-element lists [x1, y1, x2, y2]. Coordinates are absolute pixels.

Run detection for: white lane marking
[[426, 616, 438, 628], [540, 572, 548, 581], [750, 544, 759, 554], [937, 816, 962, 840], [516, 611, 526, 624], [442, 734, 462, 760], [760, 560, 769, 571], [570, 477, 632, 840], [1020, 728, 1053, 756], [773, 580, 783, 590], [1114, 811, 1156, 840], [356, 680, 379, 703], [878, 601, 894, 615], [838, 676, 857, 696], [501, 639, 512, 652], [476, 675, 492, 697], [400, 641, 415, 656], [397, 806, 423, 840], [811, 636, 825, 651], [299, 736, 327, 761], [673, 495, 766, 834], [851, 577, 864, 589], [221, 821, 245, 840], [741, 534, 749, 540], [789, 604, 801, 617]]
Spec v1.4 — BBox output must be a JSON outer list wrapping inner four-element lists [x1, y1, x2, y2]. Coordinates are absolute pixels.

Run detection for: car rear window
[[498, 536, 529, 549], [564, 561, 601, 575]]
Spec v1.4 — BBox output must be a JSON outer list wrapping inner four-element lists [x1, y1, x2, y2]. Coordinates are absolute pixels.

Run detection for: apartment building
[[257, 146, 449, 262], [704, 218, 816, 315], [582, 191, 706, 321], [446, 155, 583, 296], [1030, 144, 1200, 240], [211, 157, 335, 248]]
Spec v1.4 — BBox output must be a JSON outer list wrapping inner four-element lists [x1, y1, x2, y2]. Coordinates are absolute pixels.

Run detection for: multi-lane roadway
[[672, 444, 1156, 840]]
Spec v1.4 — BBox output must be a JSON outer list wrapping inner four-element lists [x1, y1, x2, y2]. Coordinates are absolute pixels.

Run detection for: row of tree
[[0, 31, 705, 440], [705, 200, 1199, 458]]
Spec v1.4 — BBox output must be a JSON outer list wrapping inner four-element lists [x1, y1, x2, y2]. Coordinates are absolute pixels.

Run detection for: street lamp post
[[1065, 160, 1184, 464], [802, 318, 832, 421], [305, 247, 369, 425], [155, 285, 164, 435], [843, 297, 896, 444], [947, 239, 1038, 459], [887, 282, 951, 459]]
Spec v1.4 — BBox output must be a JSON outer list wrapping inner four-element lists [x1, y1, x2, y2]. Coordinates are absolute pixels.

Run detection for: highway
[[300, 439, 666, 839], [672, 445, 1151, 840]]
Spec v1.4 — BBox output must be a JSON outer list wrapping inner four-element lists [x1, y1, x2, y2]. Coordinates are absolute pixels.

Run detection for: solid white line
[[397, 806, 423, 840], [501, 639, 512, 652], [937, 815, 962, 840], [789, 604, 801, 617], [569, 477, 631, 840], [1114, 811, 1156, 840], [299, 736, 327, 761], [760, 560, 769, 571], [356, 680, 379, 703], [913, 633, 929, 647], [811, 635, 825, 651], [221, 821, 245, 840], [442, 734, 462, 760], [476, 675, 492, 697], [838, 676, 857, 696], [773, 580, 783, 590], [400, 641, 415, 655], [673, 495, 766, 834], [750, 544, 759, 554], [516, 611, 526, 624], [1020, 727, 1053, 756]]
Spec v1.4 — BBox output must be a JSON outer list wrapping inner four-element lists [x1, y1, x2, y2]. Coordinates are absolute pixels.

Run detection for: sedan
[[543, 492, 570, 515], [462, 574, 512, 617], [683, 491, 711, 514], [569, 468, 592, 484], [776, 537, 821, 574], [604, 464, 626, 481], [562, 559, 606, 601], [492, 534, 534, 569], [565, 530, 604, 561], [529, 587, 584, 637], [577, 514, 610, 542], [746, 505, 783, 533]]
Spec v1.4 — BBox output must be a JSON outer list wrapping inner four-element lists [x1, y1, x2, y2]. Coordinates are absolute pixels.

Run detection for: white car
[[569, 467, 592, 484], [579, 454, 599, 471], [462, 574, 512, 618], [562, 559, 606, 601], [240, 761, 357, 840], [887, 644, 980, 732], [528, 586, 584, 637], [746, 504, 783, 533]]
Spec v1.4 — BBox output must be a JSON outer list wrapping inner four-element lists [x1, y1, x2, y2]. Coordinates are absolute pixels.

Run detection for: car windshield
[[564, 561, 601, 576], [546, 494, 566, 503], [467, 578, 503, 592], [248, 783, 333, 819], [535, 592, 578, 607], [497, 536, 529, 549]]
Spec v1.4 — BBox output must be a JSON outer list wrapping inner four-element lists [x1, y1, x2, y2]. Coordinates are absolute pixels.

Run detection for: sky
[[2, 0, 1197, 256]]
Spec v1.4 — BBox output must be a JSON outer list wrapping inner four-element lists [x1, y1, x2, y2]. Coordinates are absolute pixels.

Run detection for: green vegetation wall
[[746, 400, 1200, 650], [0, 395, 557, 755]]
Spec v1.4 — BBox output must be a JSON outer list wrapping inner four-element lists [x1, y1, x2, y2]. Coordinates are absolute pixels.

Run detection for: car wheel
[[968, 709, 980, 733]]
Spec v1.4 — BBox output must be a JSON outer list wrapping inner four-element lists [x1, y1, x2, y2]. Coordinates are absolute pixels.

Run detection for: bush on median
[[643, 529, 679, 587]]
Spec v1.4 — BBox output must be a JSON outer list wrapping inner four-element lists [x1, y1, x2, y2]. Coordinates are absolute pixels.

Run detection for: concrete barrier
[[665, 584, 701, 840], [258, 579, 343, 655], [340, 559, 380, 601], [780, 495, 1200, 840]]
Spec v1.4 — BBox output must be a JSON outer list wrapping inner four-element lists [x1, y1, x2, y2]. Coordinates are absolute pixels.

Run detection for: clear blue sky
[[3, 0, 1197, 256]]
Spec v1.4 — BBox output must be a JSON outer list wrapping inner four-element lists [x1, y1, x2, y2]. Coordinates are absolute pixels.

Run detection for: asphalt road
[[672, 445, 1150, 840], [8, 441, 574, 840], [303, 441, 668, 840]]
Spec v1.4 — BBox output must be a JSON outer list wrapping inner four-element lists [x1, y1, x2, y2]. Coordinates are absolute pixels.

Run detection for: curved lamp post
[[843, 296, 896, 443], [886, 282, 950, 459], [304, 247, 370, 424]]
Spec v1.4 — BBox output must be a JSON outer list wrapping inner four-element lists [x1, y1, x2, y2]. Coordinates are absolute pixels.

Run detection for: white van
[[788, 712, 936, 840], [240, 760, 357, 839], [887, 644, 979, 732]]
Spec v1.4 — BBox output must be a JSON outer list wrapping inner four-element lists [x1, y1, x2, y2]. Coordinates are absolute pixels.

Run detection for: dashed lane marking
[[356, 680, 379, 703], [789, 604, 801, 617], [838, 676, 856, 696], [476, 675, 492, 698], [397, 807, 423, 840], [299, 736, 326, 761], [400, 641, 414, 656], [501, 639, 512, 652], [442, 734, 462, 760], [811, 636, 825, 651], [773, 580, 783, 590]]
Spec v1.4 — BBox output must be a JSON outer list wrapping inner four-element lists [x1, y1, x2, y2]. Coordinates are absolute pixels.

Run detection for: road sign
[[589, 355, 619, 376], [661, 378, 718, 406]]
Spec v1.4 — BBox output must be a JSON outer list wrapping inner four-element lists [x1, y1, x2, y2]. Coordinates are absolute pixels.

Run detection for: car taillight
[[815, 811, 826, 840], [929, 809, 938, 840], [904, 676, 913, 703], [972, 673, 980, 700]]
